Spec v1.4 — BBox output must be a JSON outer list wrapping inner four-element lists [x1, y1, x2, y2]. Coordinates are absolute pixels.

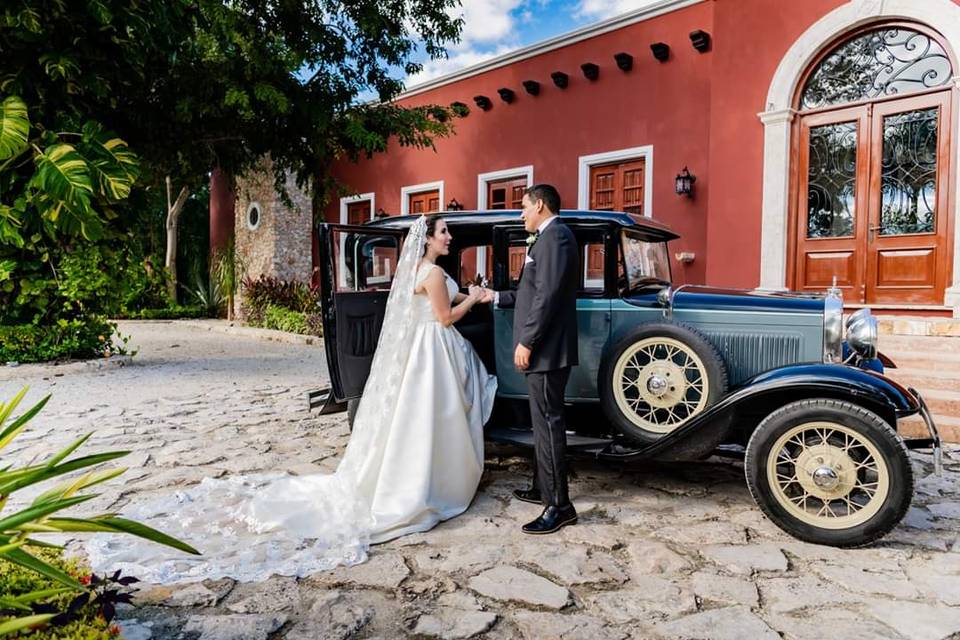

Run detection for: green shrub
[[262, 305, 308, 334], [305, 313, 323, 338], [0, 550, 117, 639], [241, 275, 318, 324], [0, 389, 199, 635], [124, 305, 208, 320], [0, 317, 122, 363]]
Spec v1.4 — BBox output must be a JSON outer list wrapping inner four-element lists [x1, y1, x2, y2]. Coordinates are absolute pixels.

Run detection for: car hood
[[675, 286, 826, 313], [625, 286, 826, 313]]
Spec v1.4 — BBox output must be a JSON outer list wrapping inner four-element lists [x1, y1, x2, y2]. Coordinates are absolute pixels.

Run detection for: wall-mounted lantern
[[690, 30, 711, 53], [580, 62, 600, 81], [446, 198, 465, 211], [473, 95, 492, 111], [614, 52, 633, 71], [675, 167, 696, 197], [650, 42, 670, 62], [497, 88, 516, 103], [522, 80, 541, 96], [551, 71, 569, 89]]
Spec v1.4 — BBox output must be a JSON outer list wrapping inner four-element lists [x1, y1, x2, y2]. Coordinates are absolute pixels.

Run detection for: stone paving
[[3, 321, 960, 640]]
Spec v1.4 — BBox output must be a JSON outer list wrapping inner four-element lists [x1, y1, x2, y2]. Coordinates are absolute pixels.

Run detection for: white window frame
[[475, 165, 534, 276], [476, 165, 534, 210], [338, 192, 375, 224], [576, 145, 654, 217], [245, 201, 263, 231], [400, 180, 445, 216]]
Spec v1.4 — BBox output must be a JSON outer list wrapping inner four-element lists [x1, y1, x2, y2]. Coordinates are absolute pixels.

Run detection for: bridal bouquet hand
[[466, 285, 486, 305], [468, 286, 494, 304]]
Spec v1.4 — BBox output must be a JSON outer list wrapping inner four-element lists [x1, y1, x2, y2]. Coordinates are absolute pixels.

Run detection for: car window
[[582, 241, 605, 293], [459, 245, 493, 287], [332, 229, 399, 292], [621, 231, 671, 290]]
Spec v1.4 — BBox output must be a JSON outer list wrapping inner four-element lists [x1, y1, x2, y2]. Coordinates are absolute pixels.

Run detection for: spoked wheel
[[600, 323, 728, 444], [745, 399, 913, 547]]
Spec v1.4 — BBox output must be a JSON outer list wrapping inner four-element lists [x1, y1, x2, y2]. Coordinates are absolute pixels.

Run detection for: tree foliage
[[0, 0, 464, 353]]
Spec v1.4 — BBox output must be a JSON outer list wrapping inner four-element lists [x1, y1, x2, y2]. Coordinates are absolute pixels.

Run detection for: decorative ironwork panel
[[807, 122, 858, 238], [880, 107, 939, 235], [801, 28, 952, 110]]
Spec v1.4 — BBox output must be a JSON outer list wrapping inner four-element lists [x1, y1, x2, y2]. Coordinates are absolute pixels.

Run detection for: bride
[[86, 215, 497, 583]]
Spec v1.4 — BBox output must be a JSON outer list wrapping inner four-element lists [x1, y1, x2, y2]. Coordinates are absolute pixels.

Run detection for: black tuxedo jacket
[[498, 218, 579, 373]]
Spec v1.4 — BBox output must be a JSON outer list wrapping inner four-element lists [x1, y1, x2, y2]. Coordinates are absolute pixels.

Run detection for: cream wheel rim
[[766, 422, 890, 529], [612, 337, 710, 434]]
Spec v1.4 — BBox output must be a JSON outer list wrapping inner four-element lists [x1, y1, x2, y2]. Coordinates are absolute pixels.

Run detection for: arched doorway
[[790, 25, 955, 305]]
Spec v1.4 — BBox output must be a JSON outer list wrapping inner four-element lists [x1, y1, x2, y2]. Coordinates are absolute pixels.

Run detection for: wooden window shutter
[[590, 165, 617, 210], [589, 158, 646, 214], [347, 200, 370, 225]]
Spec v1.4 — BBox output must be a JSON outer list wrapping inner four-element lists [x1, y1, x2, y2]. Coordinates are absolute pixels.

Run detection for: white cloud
[[406, 0, 532, 85], [409, 44, 517, 84], [456, 0, 527, 46], [575, 0, 661, 20]]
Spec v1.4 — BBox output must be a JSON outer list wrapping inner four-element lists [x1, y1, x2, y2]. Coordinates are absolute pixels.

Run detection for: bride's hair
[[425, 215, 443, 238]]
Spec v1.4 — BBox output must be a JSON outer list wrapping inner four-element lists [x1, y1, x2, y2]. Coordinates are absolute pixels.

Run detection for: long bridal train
[[86, 216, 496, 583]]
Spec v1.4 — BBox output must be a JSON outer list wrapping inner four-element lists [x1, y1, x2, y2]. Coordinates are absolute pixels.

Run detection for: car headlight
[[823, 286, 843, 363], [846, 308, 878, 360]]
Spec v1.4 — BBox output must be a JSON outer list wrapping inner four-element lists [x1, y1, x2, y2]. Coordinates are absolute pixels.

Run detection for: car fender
[[598, 363, 920, 463]]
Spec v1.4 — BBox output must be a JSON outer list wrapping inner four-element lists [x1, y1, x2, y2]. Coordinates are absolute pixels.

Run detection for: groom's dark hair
[[525, 184, 561, 215]]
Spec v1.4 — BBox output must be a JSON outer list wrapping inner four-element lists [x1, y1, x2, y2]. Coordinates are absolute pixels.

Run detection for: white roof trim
[[399, 0, 705, 99]]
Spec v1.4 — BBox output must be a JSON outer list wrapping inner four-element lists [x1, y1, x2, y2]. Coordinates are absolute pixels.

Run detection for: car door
[[491, 222, 612, 402], [317, 223, 405, 401]]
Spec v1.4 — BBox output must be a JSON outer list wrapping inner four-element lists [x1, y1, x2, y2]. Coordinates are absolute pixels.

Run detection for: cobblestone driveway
[[2, 321, 959, 640]]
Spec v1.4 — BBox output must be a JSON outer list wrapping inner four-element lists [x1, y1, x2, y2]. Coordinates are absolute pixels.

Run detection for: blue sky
[[404, 0, 662, 87]]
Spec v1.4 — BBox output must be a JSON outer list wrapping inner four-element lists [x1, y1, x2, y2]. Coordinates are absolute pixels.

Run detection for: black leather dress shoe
[[512, 488, 542, 504], [521, 504, 578, 535]]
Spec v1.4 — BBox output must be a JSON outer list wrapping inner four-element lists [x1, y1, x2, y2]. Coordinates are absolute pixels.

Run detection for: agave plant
[[213, 238, 244, 321], [0, 388, 199, 634], [185, 270, 224, 318]]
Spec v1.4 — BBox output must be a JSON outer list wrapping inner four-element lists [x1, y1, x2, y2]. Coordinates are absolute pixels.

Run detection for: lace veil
[[83, 216, 431, 584], [335, 214, 427, 479]]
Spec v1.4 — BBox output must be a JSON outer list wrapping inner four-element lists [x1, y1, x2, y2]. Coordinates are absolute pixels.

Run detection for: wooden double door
[[793, 91, 953, 304]]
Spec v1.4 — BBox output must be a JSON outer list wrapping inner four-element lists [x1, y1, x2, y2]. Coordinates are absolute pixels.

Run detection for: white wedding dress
[[85, 218, 497, 583]]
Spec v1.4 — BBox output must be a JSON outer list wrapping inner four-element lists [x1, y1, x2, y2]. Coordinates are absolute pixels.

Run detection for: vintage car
[[312, 210, 941, 547]]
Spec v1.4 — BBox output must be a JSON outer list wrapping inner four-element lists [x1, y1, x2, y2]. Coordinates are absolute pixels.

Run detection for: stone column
[[757, 108, 797, 291]]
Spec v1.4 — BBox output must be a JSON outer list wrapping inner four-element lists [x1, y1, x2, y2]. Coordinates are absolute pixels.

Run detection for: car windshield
[[621, 231, 671, 290]]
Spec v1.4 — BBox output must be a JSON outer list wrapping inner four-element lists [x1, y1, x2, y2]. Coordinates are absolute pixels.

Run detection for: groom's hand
[[514, 343, 531, 370]]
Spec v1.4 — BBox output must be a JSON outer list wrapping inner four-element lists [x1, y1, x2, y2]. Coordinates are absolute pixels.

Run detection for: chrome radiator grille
[[701, 331, 803, 386]]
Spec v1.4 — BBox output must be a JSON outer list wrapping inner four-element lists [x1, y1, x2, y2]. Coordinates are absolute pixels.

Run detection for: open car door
[[317, 223, 405, 402]]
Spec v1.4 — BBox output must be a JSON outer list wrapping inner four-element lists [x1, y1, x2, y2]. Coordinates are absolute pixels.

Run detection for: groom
[[485, 184, 579, 535]]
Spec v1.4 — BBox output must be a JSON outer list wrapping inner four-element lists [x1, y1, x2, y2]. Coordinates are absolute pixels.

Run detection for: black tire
[[744, 399, 913, 547], [347, 398, 359, 432], [599, 322, 728, 445]]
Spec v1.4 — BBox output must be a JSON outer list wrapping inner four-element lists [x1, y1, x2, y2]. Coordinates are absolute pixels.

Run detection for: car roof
[[366, 210, 679, 241]]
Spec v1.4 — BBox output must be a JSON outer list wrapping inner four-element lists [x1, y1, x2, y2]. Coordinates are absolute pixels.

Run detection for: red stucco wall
[[325, 0, 959, 290], [328, 1, 715, 285], [704, 0, 846, 288]]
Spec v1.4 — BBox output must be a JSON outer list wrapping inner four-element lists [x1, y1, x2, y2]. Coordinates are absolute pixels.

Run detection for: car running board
[[486, 427, 613, 452]]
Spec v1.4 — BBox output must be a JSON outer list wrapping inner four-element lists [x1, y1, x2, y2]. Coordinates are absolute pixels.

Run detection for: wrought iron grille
[[801, 28, 953, 110]]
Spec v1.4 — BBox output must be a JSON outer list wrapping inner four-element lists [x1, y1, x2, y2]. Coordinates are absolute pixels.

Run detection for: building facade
[[238, 0, 960, 315]]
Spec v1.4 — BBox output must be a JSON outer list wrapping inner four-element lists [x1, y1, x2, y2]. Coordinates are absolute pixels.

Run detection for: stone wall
[[234, 159, 313, 318]]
